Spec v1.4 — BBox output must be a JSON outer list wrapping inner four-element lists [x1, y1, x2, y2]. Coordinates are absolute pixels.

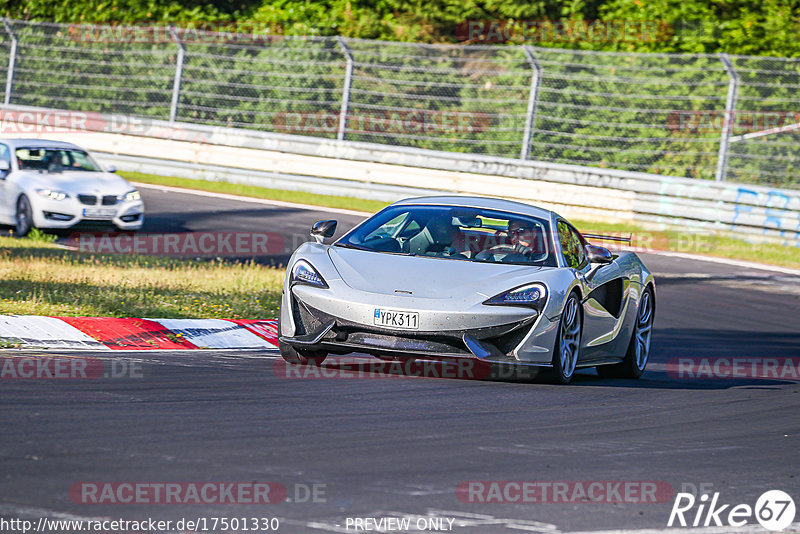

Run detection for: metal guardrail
[[1, 103, 798, 242], [68, 110, 799, 243]]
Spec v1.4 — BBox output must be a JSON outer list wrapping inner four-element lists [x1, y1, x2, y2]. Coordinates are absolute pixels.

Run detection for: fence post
[[715, 53, 739, 182], [169, 27, 185, 123], [336, 36, 353, 141], [2, 19, 18, 105], [520, 45, 542, 160]]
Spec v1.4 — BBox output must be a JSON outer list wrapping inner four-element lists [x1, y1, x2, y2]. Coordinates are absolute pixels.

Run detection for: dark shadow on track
[[274, 348, 799, 391]]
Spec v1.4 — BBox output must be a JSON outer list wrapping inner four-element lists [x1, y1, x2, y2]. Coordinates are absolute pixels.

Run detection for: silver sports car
[[278, 196, 655, 384]]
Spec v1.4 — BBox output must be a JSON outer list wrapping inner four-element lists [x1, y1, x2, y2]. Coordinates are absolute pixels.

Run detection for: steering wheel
[[486, 244, 518, 254]]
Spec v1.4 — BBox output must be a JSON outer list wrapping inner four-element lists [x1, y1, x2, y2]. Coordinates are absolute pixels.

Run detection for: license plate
[[374, 308, 419, 330], [82, 208, 116, 219]]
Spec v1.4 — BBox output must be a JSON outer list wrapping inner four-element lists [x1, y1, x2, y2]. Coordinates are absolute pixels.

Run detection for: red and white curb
[[0, 315, 278, 350]]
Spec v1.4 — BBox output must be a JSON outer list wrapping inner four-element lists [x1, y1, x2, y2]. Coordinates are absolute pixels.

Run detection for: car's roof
[[391, 195, 557, 220], [0, 138, 85, 150]]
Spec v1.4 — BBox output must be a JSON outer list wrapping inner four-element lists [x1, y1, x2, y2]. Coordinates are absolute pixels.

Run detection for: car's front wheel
[[550, 291, 582, 384], [15, 195, 33, 237], [597, 286, 654, 379]]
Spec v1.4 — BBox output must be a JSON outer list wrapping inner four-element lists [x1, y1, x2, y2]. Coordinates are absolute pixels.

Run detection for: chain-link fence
[[0, 19, 798, 186]]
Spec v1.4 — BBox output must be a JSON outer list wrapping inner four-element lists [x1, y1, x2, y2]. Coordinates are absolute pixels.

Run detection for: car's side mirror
[[106, 165, 117, 173], [585, 244, 613, 264], [0, 160, 9, 179], [311, 220, 337, 244]]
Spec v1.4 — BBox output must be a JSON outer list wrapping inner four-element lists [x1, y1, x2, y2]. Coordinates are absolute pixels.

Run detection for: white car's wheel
[[15, 195, 33, 237], [550, 292, 582, 384], [598, 286, 654, 379]]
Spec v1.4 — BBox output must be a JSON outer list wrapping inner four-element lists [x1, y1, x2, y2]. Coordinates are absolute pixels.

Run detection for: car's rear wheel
[[597, 286, 654, 379], [15, 195, 33, 237], [277, 314, 327, 366], [550, 291, 582, 384]]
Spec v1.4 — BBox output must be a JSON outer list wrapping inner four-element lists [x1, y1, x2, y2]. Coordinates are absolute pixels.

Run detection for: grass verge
[[0, 235, 283, 319], [124, 170, 800, 269]]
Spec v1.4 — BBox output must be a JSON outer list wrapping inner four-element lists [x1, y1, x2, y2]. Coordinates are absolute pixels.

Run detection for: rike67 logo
[[668, 490, 796, 531]]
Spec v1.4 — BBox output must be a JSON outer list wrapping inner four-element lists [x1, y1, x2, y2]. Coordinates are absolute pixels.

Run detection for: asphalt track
[[134, 183, 369, 266], [2, 186, 800, 533]]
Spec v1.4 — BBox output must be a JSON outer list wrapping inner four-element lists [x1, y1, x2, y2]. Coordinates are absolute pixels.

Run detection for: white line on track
[[649, 250, 800, 276]]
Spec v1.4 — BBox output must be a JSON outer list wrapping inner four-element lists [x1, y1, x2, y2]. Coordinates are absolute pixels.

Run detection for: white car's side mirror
[[0, 160, 10, 171], [106, 165, 117, 173]]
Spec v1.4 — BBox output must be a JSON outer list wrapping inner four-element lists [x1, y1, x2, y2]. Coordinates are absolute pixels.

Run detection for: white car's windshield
[[337, 204, 557, 267], [15, 147, 102, 172]]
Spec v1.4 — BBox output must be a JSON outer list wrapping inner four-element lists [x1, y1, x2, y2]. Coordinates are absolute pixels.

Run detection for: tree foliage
[[1, 0, 798, 56]]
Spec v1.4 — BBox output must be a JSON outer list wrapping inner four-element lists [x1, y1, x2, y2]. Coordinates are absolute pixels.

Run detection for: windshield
[[337, 204, 557, 266], [15, 147, 103, 172]]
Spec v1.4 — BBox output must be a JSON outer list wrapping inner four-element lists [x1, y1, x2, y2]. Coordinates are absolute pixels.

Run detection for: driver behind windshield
[[508, 219, 540, 255], [474, 219, 544, 263]]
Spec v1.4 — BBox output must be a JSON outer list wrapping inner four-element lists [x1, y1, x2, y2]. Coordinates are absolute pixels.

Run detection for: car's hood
[[20, 171, 132, 194], [328, 246, 545, 299]]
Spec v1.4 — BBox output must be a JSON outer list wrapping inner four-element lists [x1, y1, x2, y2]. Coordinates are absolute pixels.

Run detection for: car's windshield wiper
[[334, 242, 371, 251], [334, 242, 416, 256]]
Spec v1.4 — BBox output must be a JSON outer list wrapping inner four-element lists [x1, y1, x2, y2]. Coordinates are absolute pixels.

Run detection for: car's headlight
[[291, 260, 328, 288], [484, 283, 547, 310], [122, 190, 141, 202], [35, 189, 69, 201]]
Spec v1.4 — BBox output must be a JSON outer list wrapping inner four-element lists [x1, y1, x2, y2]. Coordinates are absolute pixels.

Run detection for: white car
[[0, 138, 144, 235]]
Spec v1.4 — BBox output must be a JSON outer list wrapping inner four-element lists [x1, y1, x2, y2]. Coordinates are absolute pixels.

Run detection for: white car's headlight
[[122, 190, 141, 202], [36, 189, 69, 201], [291, 260, 328, 288], [484, 283, 547, 311]]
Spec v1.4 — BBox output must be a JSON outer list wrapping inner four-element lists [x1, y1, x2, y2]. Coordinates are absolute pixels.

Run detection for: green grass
[[26, 228, 58, 244], [0, 236, 284, 319], [124, 170, 800, 269]]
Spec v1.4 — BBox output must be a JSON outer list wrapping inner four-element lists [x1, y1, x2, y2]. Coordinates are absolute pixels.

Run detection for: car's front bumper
[[281, 284, 560, 365], [31, 196, 144, 230]]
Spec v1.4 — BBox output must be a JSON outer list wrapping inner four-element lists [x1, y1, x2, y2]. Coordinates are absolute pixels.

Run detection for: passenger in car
[[408, 215, 460, 256]]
